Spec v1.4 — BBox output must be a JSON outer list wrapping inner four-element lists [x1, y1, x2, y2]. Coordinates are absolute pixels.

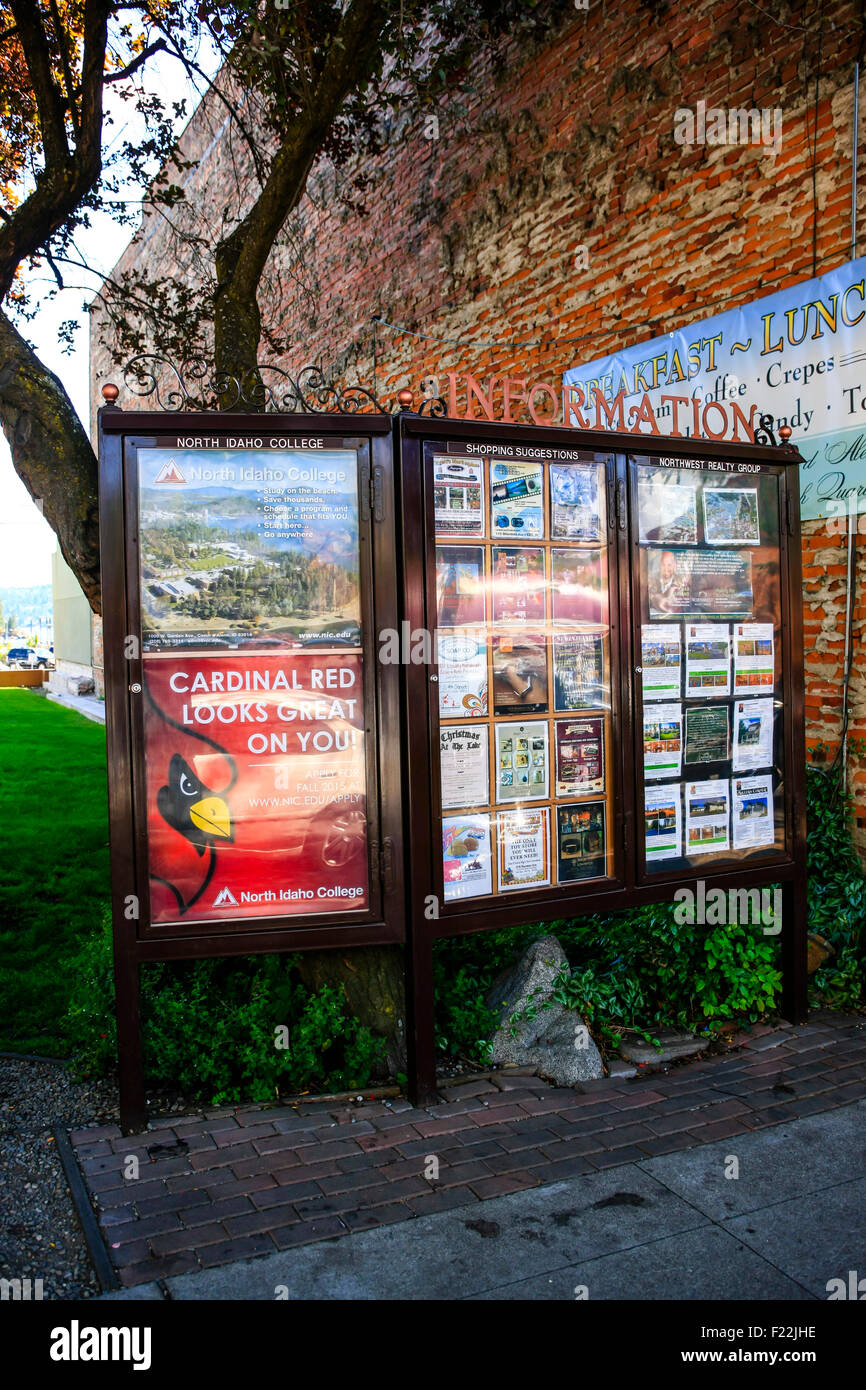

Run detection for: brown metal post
[[98, 404, 148, 1132], [115, 944, 147, 1133], [780, 877, 809, 1024], [406, 930, 438, 1107]]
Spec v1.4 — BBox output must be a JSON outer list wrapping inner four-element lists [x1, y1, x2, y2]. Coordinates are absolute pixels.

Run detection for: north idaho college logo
[[153, 458, 187, 484], [213, 886, 238, 907]]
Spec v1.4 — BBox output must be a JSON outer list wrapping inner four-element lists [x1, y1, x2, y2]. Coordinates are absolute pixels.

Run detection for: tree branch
[[104, 38, 169, 84]]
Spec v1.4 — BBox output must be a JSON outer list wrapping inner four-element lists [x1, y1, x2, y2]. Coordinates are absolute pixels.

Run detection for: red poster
[[142, 651, 368, 923]]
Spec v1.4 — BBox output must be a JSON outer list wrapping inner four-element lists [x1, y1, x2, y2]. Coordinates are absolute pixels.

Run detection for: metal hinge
[[616, 479, 627, 532], [607, 477, 616, 530], [622, 816, 630, 859], [379, 837, 394, 893], [369, 462, 385, 522]]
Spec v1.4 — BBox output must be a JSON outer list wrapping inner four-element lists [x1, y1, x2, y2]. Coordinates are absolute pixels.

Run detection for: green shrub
[[806, 758, 866, 1010], [433, 902, 783, 1059], [63, 915, 384, 1104]]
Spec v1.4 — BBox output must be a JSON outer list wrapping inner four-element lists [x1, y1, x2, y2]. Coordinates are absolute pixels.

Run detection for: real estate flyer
[[495, 720, 549, 802], [638, 472, 698, 545], [439, 725, 490, 810], [703, 486, 761, 545], [684, 704, 730, 765], [498, 807, 550, 891], [685, 622, 731, 697], [685, 778, 731, 855], [437, 631, 488, 717], [643, 783, 682, 861], [433, 455, 484, 537], [646, 548, 753, 619], [442, 815, 493, 900], [490, 459, 544, 537], [733, 622, 775, 695], [643, 702, 683, 779], [732, 696, 774, 771], [550, 464, 602, 541], [732, 774, 775, 850], [554, 717, 605, 796], [641, 623, 682, 700]]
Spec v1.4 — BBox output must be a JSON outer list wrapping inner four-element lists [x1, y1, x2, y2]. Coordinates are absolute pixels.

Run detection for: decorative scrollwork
[[753, 413, 778, 446], [119, 354, 447, 417]]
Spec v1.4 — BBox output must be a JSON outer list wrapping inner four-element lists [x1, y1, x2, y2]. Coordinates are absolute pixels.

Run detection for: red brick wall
[[91, 0, 866, 846]]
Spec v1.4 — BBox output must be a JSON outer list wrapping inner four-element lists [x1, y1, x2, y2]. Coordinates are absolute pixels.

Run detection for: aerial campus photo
[[0, 0, 865, 1363]]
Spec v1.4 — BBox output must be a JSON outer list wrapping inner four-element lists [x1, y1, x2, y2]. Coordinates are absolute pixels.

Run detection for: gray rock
[[67, 675, 95, 696], [487, 935, 568, 1016], [618, 1028, 706, 1066], [486, 936, 604, 1086]]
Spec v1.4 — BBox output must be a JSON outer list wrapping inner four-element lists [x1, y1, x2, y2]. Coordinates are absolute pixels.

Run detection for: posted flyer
[[684, 705, 730, 765], [139, 446, 362, 652], [644, 783, 682, 861], [732, 697, 774, 771], [433, 456, 484, 537], [555, 717, 605, 797], [551, 547, 605, 624], [557, 801, 606, 881], [733, 623, 775, 695], [553, 633, 605, 710], [685, 623, 731, 697], [638, 472, 698, 545], [646, 548, 753, 619], [491, 546, 546, 623], [436, 545, 486, 627], [491, 632, 548, 714], [641, 623, 682, 700], [437, 631, 488, 717], [143, 650, 368, 923], [550, 464, 602, 541], [732, 775, 775, 850], [490, 459, 544, 537], [703, 487, 761, 545], [498, 807, 551, 891], [643, 702, 683, 779], [439, 725, 489, 810], [442, 814, 493, 900], [495, 721, 549, 802], [685, 778, 730, 855]]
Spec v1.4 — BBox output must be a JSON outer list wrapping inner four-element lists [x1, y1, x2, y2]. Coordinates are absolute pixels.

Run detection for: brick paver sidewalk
[[69, 1010, 866, 1288]]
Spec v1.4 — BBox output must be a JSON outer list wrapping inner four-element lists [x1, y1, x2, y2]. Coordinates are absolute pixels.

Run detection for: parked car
[[5, 646, 51, 669]]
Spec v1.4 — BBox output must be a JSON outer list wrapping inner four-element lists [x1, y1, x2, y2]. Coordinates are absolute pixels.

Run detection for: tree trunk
[[295, 945, 407, 1079], [0, 308, 101, 611]]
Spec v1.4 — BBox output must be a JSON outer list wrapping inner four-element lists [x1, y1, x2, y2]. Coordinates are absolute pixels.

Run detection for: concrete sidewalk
[[100, 1099, 866, 1300], [71, 1010, 866, 1290]]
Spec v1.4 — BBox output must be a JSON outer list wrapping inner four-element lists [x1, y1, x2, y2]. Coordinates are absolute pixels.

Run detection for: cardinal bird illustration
[[145, 685, 238, 917]]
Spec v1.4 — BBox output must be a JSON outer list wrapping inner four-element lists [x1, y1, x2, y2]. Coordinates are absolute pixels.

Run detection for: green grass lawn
[[0, 689, 109, 1054]]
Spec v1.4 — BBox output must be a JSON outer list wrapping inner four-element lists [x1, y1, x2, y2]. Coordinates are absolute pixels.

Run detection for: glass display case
[[426, 443, 622, 905], [630, 456, 788, 878]]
